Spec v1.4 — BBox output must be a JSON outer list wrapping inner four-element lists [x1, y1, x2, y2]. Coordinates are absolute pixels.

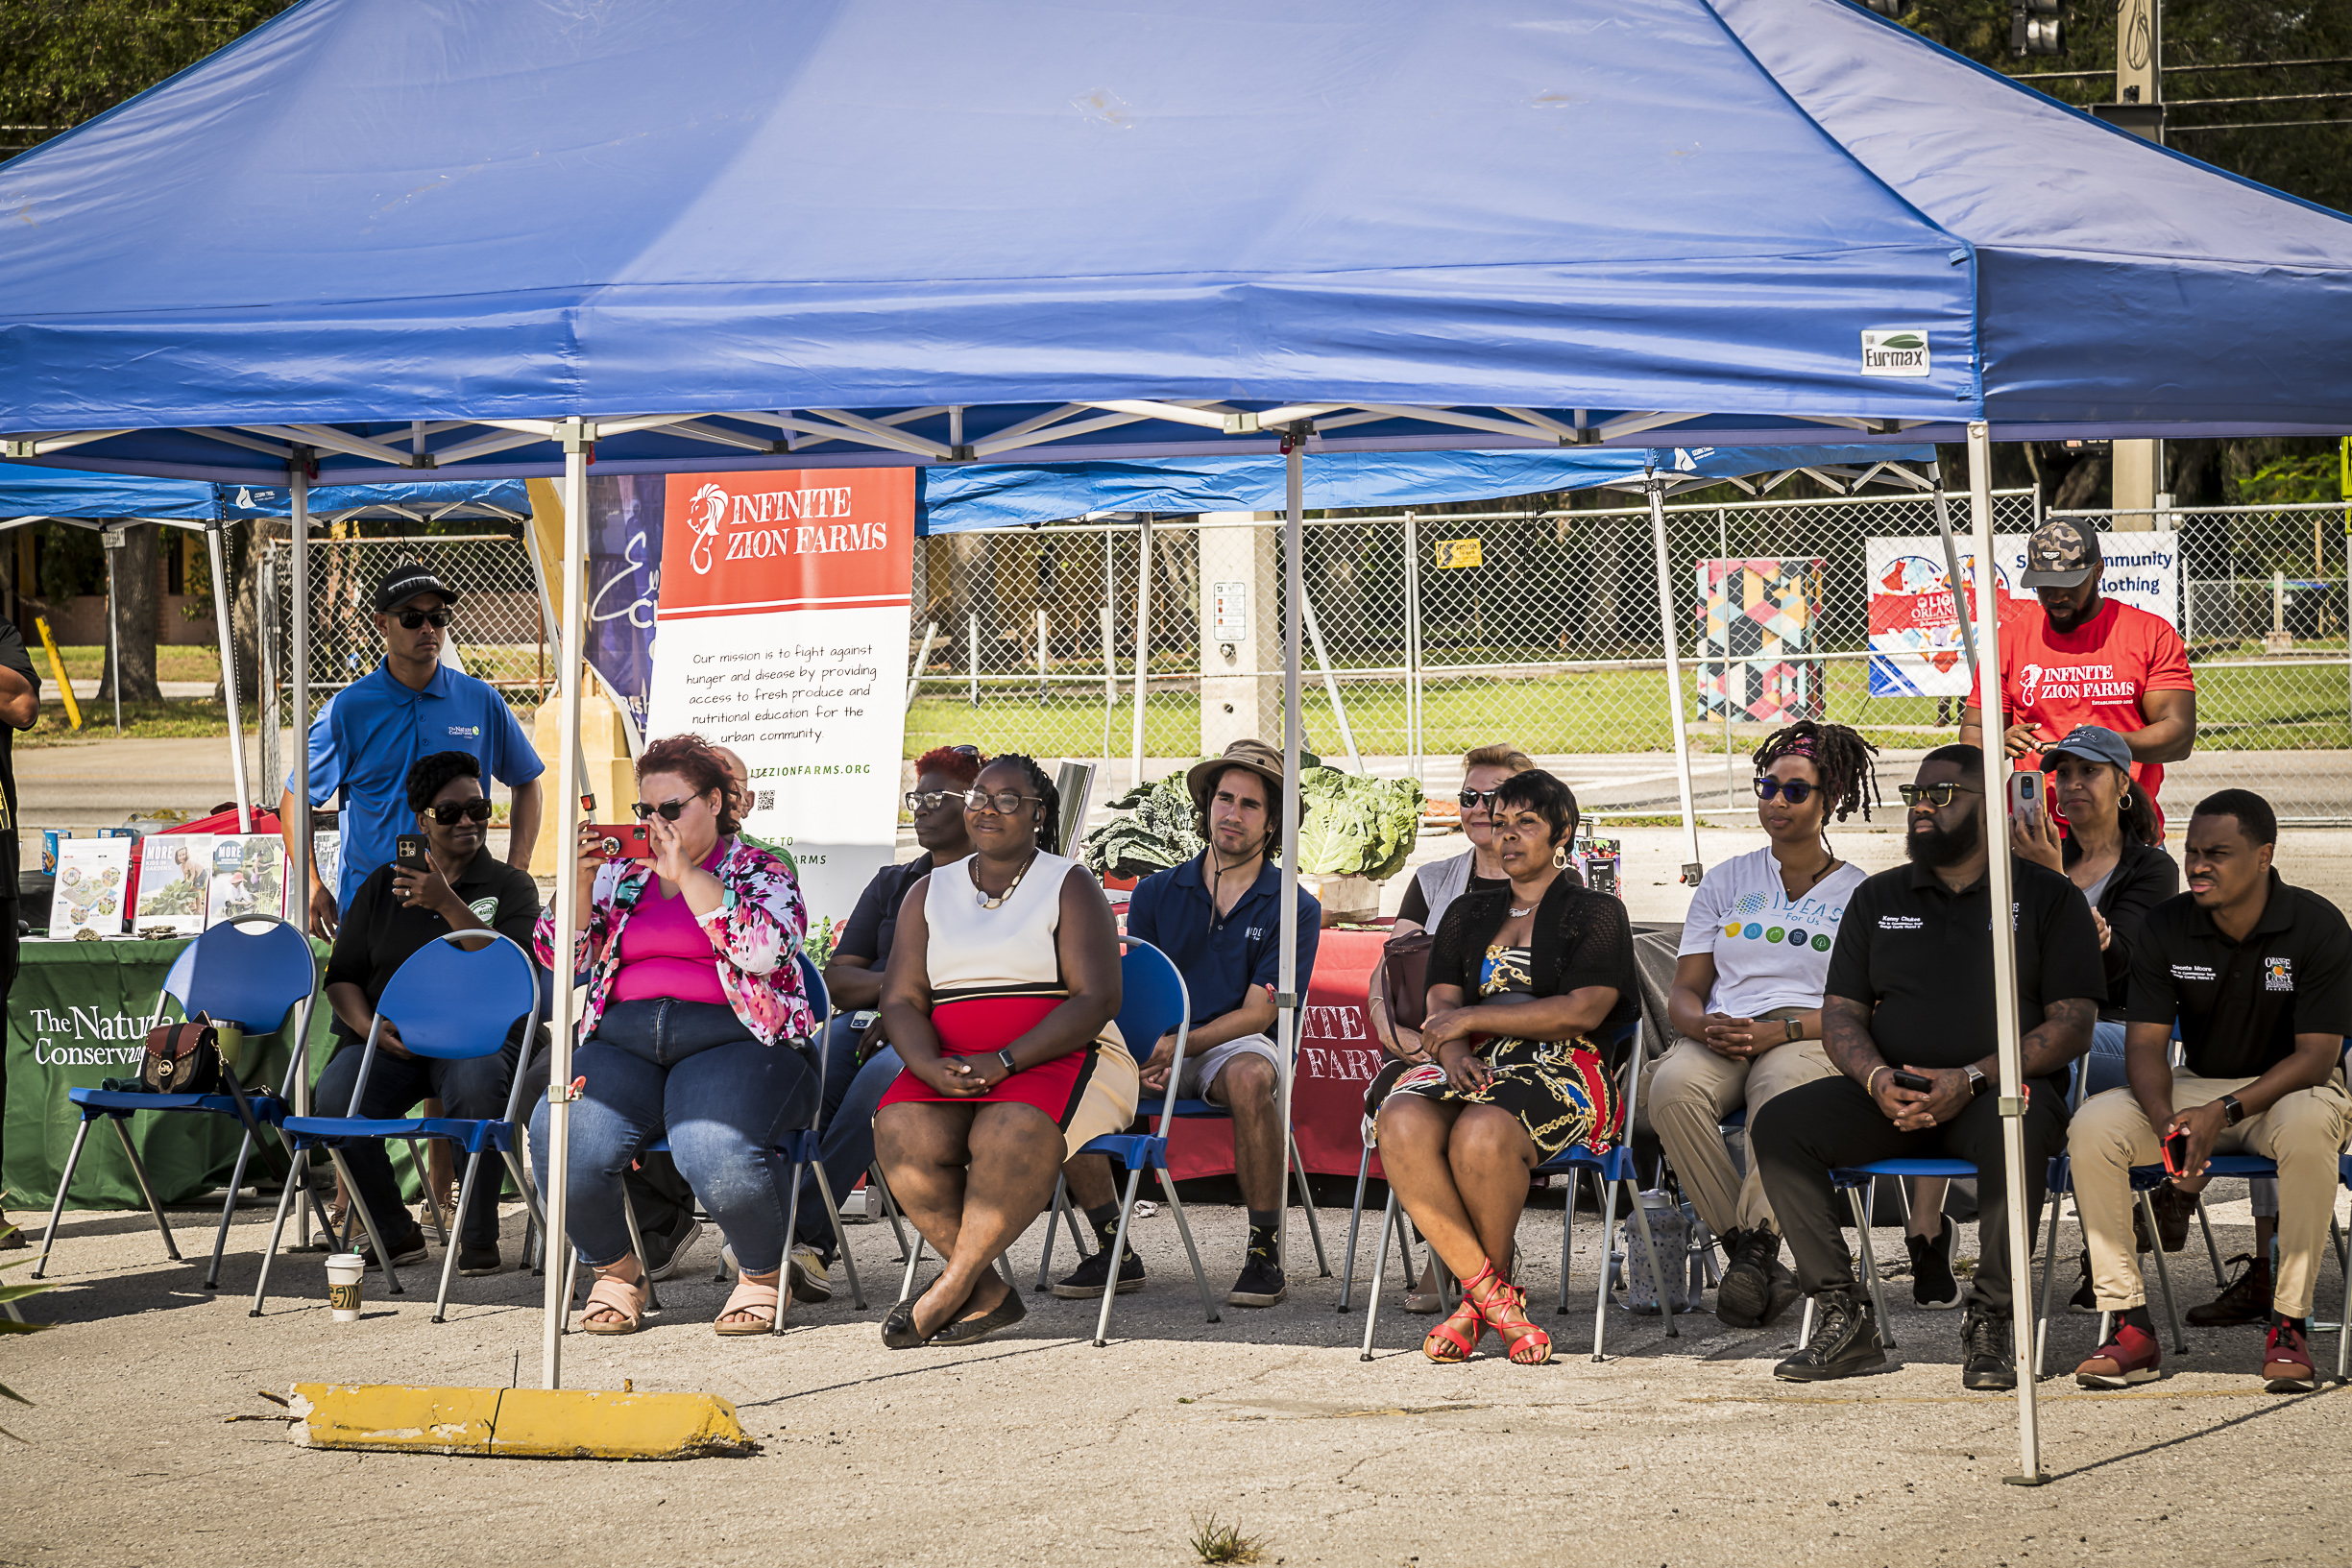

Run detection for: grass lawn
[[35, 644, 224, 683], [908, 655, 2352, 760], [18, 700, 234, 746]]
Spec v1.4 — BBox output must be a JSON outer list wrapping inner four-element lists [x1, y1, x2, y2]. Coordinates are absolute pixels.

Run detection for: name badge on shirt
[[448, 724, 482, 738], [1878, 915, 1923, 931]]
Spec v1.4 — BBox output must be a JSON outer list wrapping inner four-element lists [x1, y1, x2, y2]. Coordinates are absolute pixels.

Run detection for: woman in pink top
[[527, 734, 815, 1336]]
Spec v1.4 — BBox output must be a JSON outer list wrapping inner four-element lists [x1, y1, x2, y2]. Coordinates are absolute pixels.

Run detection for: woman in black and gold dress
[[1373, 769, 1637, 1364]]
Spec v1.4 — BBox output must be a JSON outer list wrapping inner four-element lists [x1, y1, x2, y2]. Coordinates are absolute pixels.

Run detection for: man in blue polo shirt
[[280, 563, 546, 935], [1055, 738, 1321, 1308]]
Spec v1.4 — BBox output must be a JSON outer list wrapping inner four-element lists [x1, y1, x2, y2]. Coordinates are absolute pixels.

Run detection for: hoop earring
[[1553, 843, 1570, 870]]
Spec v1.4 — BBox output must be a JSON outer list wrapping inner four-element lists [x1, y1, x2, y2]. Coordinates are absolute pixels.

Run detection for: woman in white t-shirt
[[1648, 721, 1879, 1331]]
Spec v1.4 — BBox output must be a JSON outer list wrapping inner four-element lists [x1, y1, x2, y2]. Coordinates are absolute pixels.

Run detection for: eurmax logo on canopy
[[1860, 328, 1931, 377]]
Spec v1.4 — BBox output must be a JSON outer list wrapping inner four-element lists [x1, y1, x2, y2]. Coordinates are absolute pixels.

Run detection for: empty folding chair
[[34, 916, 327, 1290]]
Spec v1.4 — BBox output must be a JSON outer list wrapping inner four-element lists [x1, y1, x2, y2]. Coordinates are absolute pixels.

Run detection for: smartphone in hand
[[2008, 769, 2046, 832], [1890, 1070, 1933, 1094], [587, 823, 654, 860], [395, 833, 428, 870], [2163, 1129, 2193, 1177]]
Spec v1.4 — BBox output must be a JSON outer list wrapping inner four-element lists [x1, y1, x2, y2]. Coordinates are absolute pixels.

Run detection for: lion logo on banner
[[688, 483, 728, 574]]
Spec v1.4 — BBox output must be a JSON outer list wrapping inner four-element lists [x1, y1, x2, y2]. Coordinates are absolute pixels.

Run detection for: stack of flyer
[[48, 828, 332, 938]]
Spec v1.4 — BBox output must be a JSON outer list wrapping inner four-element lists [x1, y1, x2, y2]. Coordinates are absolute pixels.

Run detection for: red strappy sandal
[[1422, 1258, 1497, 1363], [1469, 1269, 1552, 1365]]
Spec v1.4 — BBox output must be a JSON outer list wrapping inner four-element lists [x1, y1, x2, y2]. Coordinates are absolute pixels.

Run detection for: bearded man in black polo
[[1753, 744, 2101, 1389]]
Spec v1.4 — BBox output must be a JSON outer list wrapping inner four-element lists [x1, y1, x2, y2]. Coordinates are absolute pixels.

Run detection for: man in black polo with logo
[[1756, 744, 2101, 1388], [1054, 738, 1321, 1308], [2069, 789, 2352, 1393]]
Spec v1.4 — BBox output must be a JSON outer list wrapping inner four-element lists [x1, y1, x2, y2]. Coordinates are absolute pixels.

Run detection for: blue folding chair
[[251, 929, 543, 1321], [1025, 937, 1221, 1346], [1033, 938, 1330, 1306], [33, 916, 326, 1291], [1353, 1019, 1666, 1363], [558, 953, 849, 1334]]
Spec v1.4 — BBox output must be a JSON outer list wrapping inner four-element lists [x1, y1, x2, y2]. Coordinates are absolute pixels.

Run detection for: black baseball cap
[[373, 563, 459, 612]]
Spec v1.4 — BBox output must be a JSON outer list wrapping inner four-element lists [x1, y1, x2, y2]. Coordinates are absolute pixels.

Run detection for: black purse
[[139, 1017, 223, 1095]]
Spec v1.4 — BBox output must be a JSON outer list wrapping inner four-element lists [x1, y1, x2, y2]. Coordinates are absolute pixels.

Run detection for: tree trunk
[[98, 521, 162, 702]]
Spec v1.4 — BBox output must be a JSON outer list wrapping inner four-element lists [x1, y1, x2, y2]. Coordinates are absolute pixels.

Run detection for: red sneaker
[[2262, 1319, 2316, 1393], [2075, 1321, 2162, 1388]]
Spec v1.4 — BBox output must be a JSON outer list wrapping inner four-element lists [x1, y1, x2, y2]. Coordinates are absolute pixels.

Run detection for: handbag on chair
[[139, 1017, 224, 1095], [1379, 929, 1434, 1031]]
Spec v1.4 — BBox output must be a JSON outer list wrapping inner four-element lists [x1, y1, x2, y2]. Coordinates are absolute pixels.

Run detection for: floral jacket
[[533, 835, 815, 1048]]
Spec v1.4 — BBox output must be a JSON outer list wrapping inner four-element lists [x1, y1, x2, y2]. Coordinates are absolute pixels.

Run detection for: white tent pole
[[1276, 432, 1305, 1274], [1931, 480, 1979, 677], [1297, 581, 1362, 773], [542, 418, 594, 1390], [103, 530, 122, 736], [1128, 513, 1152, 792], [288, 458, 312, 1256], [1645, 477, 1703, 885], [1966, 422, 2045, 1486], [205, 521, 253, 832]]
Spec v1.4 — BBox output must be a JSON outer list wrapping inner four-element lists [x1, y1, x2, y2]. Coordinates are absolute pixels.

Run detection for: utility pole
[[2109, 0, 2164, 531]]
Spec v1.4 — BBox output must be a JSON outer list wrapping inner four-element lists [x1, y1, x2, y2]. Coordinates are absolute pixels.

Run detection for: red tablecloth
[[1165, 926, 1388, 1181]]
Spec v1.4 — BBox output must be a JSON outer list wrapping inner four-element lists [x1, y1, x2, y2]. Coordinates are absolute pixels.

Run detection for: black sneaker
[[1773, 1290, 1887, 1382], [361, 1229, 430, 1268], [1717, 1226, 1798, 1329], [457, 1244, 502, 1277], [1227, 1249, 1287, 1309], [1907, 1225, 1962, 1310], [641, 1211, 702, 1283], [1961, 1306, 2017, 1391], [1052, 1245, 1144, 1299], [2187, 1253, 2271, 1327]]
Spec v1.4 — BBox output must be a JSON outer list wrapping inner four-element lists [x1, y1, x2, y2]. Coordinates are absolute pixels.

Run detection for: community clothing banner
[[644, 470, 916, 940], [1866, 531, 2179, 698], [1696, 557, 1825, 724]]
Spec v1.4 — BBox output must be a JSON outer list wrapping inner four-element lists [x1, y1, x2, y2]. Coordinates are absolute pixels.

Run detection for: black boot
[[1716, 1226, 1796, 1329], [1774, 1289, 1887, 1382]]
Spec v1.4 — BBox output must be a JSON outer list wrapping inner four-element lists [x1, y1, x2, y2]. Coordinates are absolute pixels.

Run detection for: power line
[[2011, 56, 2352, 81], [2169, 117, 2352, 133]]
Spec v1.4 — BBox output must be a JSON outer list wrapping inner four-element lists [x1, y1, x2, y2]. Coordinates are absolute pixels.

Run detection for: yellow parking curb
[[287, 1384, 752, 1459]]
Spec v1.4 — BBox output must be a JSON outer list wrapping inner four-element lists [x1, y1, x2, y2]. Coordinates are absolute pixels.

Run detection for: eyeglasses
[[1897, 783, 1983, 808], [1752, 777, 1815, 805], [905, 790, 961, 812], [631, 797, 697, 822], [394, 609, 452, 630], [425, 799, 494, 826], [947, 744, 982, 757], [1458, 788, 1502, 810], [963, 788, 1042, 815]]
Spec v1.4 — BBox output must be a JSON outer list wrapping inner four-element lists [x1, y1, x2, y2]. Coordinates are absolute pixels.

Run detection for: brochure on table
[[133, 834, 212, 935], [52, 837, 133, 937]]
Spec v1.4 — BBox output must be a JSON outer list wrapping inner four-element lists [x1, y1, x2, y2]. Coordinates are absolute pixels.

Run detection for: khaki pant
[[2069, 1072, 2352, 1318], [1642, 1030, 1836, 1237]]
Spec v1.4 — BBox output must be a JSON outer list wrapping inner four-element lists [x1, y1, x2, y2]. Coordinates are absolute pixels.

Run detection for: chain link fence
[[908, 491, 2352, 823], [258, 531, 546, 789]]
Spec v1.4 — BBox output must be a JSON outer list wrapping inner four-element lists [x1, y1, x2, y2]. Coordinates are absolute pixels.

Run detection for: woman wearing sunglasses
[[528, 732, 817, 1336], [1365, 741, 1533, 1312], [871, 754, 1135, 1348], [1651, 720, 1879, 1330], [316, 751, 543, 1276]]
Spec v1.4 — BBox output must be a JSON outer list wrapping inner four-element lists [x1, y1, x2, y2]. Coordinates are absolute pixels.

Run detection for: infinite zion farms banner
[[645, 470, 916, 938]]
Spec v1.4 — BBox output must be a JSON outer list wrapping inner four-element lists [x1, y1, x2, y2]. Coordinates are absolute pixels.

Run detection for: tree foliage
[[0, 2, 296, 153]]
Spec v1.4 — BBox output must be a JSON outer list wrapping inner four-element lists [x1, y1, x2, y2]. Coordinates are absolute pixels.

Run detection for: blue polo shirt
[[290, 660, 545, 908], [1126, 855, 1322, 1033]]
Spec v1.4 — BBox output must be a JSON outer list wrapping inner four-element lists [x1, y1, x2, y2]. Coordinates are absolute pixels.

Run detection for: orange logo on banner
[[657, 469, 914, 618]]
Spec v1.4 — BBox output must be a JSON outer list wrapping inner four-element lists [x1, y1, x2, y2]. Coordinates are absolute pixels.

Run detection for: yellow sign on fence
[[1433, 538, 1483, 569]]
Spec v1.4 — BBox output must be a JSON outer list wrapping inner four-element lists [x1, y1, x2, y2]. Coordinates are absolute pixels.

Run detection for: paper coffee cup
[[324, 1251, 367, 1322]]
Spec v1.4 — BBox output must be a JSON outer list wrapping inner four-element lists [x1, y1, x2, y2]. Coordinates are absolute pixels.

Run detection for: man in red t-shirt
[[1959, 519, 2197, 809]]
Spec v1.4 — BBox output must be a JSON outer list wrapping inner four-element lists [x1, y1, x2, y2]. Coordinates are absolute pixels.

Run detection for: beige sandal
[[714, 1272, 782, 1337], [579, 1272, 646, 1336]]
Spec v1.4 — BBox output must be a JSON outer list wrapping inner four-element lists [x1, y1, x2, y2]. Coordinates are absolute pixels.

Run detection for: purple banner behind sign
[[583, 475, 664, 744]]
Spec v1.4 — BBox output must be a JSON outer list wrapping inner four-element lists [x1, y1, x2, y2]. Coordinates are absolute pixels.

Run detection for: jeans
[[315, 1031, 521, 1249], [1754, 1073, 2064, 1316], [2085, 1018, 2129, 1099], [791, 1014, 901, 1260], [527, 999, 815, 1274]]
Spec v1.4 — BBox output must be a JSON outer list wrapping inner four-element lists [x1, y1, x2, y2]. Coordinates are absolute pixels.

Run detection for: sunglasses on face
[[395, 609, 452, 630], [905, 790, 960, 812], [1752, 777, 1815, 804], [1459, 788, 1502, 810], [631, 797, 698, 822], [424, 799, 494, 826], [964, 788, 1041, 815], [1897, 783, 1982, 808]]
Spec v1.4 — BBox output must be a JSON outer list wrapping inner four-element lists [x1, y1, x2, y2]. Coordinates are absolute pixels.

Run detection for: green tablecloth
[[1, 935, 336, 1212]]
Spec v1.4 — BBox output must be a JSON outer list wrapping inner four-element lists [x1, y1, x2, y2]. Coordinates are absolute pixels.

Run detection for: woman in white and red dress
[[873, 754, 1136, 1349]]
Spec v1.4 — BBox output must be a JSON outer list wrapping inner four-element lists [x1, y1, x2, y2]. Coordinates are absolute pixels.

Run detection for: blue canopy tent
[[6, 0, 2352, 1468]]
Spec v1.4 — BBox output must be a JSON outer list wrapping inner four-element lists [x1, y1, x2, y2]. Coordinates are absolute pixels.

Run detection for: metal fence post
[[1130, 514, 1152, 789], [967, 611, 980, 709]]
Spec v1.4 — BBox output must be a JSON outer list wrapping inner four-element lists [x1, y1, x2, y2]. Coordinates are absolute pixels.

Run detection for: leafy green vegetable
[[1081, 760, 1422, 882]]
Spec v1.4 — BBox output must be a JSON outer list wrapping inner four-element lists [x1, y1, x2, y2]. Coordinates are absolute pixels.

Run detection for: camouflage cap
[[2019, 518, 2101, 590]]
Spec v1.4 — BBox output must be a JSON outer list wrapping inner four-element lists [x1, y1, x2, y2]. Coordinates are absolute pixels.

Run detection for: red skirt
[[877, 993, 1107, 1133]]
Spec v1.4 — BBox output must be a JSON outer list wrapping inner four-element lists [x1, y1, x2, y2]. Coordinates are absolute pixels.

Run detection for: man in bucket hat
[[1055, 739, 1322, 1307], [1959, 517, 2196, 831]]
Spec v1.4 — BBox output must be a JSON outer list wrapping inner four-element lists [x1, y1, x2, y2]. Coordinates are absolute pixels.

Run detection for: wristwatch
[[1784, 1018, 1801, 1044], [1964, 1065, 1989, 1098], [995, 1048, 1019, 1081], [2220, 1093, 2245, 1126]]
